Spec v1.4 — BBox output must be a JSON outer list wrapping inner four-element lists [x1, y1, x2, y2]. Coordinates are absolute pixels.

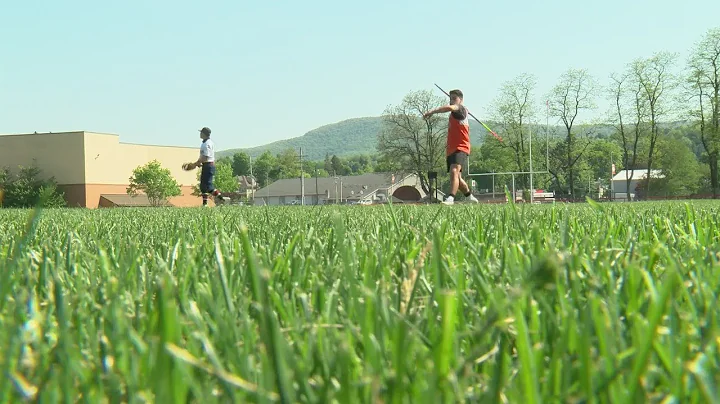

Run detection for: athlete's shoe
[[214, 196, 230, 206], [466, 194, 479, 203], [442, 195, 455, 205]]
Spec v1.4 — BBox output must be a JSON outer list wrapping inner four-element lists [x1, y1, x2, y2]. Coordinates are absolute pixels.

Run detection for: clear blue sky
[[1, 0, 718, 151]]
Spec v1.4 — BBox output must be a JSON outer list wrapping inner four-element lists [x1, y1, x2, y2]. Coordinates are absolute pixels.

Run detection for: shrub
[[0, 163, 66, 208], [127, 160, 181, 206]]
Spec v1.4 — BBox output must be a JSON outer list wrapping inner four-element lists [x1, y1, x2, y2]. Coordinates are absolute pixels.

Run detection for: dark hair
[[449, 89, 463, 99], [200, 127, 211, 136]]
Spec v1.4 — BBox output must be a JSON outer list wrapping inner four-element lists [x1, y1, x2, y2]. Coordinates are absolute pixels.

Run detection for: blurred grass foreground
[[1, 201, 719, 403]]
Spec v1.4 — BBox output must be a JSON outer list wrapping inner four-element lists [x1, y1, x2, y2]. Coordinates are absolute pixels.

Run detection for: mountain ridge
[[217, 115, 653, 162]]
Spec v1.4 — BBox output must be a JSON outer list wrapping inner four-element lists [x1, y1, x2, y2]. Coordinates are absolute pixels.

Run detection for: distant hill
[[218, 116, 624, 162], [218, 117, 384, 161]]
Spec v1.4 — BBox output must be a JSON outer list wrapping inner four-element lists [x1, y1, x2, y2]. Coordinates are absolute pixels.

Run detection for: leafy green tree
[[582, 138, 623, 187], [231, 152, 252, 176], [253, 151, 276, 187], [126, 160, 181, 206], [191, 160, 237, 196], [687, 26, 720, 198], [324, 153, 333, 173], [652, 134, 703, 196], [472, 132, 517, 192], [0, 163, 66, 208], [275, 149, 301, 179]]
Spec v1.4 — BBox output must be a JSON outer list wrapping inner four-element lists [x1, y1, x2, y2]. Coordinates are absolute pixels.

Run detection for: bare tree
[[377, 90, 447, 193], [631, 51, 679, 195], [687, 27, 720, 198], [489, 73, 537, 188], [608, 71, 649, 198], [547, 68, 598, 197]]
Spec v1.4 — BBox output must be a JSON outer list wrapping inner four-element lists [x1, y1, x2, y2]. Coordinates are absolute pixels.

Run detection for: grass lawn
[[1, 201, 719, 403]]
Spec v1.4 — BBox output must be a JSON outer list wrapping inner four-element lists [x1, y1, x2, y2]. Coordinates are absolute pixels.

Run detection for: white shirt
[[200, 139, 215, 162]]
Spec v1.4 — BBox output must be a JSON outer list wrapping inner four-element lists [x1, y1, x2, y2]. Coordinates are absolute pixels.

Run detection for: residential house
[[611, 169, 664, 201]]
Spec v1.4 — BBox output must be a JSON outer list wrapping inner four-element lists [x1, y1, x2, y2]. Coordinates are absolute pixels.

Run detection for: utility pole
[[334, 176, 338, 204], [610, 154, 615, 201], [249, 155, 254, 202], [299, 147, 305, 206]]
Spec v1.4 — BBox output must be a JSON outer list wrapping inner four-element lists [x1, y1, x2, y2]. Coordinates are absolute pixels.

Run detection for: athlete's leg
[[458, 177, 470, 194], [456, 153, 478, 203]]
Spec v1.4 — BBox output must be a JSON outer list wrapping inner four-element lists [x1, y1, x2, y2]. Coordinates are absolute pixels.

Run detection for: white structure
[[253, 172, 429, 206], [611, 169, 664, 201]]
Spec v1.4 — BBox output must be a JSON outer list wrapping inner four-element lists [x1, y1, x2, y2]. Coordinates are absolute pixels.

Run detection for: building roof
[[236, 175, 258, 189], [99, 194, 172, 207], [612, 169, 664, 181], [0, 131, 198, 151], [254, 172, 411, 200]]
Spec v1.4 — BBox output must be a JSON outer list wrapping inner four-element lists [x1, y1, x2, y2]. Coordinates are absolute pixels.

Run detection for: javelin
[[434, 83, 503, 142]]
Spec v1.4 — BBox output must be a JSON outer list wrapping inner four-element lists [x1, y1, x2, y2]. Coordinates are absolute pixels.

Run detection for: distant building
[[611, 169, 664, 201], [253, 172, 429, 206], [236, 175, 259, 199], [0, 131, 203, 208]]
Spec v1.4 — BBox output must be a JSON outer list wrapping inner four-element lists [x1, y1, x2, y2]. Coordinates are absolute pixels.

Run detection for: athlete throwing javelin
[[423, 89, 479, 205]]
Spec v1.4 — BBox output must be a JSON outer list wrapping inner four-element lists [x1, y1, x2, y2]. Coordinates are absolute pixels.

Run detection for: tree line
[[222, 150, 393, 188]]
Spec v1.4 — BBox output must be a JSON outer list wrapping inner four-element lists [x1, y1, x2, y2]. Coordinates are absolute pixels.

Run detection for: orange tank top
[[447, 106, 471, 156]]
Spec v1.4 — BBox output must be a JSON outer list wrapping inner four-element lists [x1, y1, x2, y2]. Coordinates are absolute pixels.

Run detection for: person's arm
[[193, 145, 211, 167], [423, 104, 459, 119], [194, 154, 209, 166]]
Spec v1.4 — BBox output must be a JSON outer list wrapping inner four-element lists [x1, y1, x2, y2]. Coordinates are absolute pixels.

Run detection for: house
[[252, 172, 429, 206], [236, 175, 259, 199], [611, 169, 664, 201], [0, 131, 203, 208]]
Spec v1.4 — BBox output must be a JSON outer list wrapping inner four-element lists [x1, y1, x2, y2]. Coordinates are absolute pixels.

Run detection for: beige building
[[0, 131, 205, 208]]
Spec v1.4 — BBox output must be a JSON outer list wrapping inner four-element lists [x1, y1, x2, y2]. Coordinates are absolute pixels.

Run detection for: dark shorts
[[446, 151, 469, 173], [200, 163, 216, 193]]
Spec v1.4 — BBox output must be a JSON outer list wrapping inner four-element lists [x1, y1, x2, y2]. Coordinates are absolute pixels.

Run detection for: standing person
[[423, 89, 479, 205], [192, 127, 226, 206]]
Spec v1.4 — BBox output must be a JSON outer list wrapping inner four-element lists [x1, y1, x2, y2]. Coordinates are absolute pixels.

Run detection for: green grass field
[[1, 201, 719, 403]]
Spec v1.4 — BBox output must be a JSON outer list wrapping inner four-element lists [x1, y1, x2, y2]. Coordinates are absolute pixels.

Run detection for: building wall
[[83, 184, 200, 208], [83, 133, 198, 186], [82, 132, 200, 208], [1, 131, 205, 208], [612, 179, 641, 195], [0, 132, 86, 184]]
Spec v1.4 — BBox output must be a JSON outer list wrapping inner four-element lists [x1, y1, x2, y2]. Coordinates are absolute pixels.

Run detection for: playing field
[[1, 201, 719, 403]]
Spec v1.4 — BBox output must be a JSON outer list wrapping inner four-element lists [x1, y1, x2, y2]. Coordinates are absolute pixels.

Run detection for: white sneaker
[[466, 194, 479, 203], [442, 196, 455, 205]]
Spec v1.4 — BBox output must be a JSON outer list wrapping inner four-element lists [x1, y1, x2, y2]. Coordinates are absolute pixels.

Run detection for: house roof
[[236, 175, 257, 189], [612, 169, 664, 181], [99, 194, 172, 207], [254, 172, 412, 199]]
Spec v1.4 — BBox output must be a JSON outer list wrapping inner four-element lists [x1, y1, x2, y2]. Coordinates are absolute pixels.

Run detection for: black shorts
[[200, 163, 216, 193], [446, 151, 469, 173]]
